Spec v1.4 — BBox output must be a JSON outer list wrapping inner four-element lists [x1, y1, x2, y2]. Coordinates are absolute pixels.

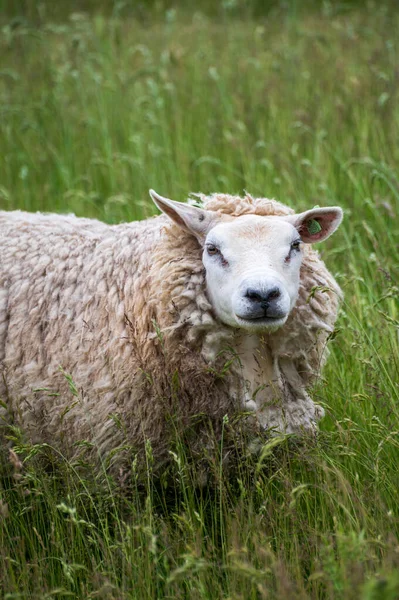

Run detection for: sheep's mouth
[[235, 314, 287, 329]]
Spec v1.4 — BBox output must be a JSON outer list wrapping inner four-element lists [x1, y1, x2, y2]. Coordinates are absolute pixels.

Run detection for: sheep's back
[[0, 211, 163, 453]]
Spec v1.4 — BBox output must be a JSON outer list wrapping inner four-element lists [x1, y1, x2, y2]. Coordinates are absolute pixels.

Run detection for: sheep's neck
[[235, 333, 282, 412]]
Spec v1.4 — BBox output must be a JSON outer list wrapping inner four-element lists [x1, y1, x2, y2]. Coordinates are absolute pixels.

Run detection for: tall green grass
[[0, 2, 398, 598]]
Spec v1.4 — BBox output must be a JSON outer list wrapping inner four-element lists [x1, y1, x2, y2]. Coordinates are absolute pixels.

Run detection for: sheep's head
[[150, 190, 343, 332]]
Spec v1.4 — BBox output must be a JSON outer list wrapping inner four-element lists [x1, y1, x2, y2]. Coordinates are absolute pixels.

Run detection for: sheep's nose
[[245, 287, 281, 308], [233, 278, 289, 323]]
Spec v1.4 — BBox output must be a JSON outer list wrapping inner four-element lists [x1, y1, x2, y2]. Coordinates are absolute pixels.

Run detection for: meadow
[[0, 1, 398, 598]]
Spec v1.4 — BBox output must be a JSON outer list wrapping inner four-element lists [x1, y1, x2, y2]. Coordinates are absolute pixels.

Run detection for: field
[[0, 1, 399, 598]]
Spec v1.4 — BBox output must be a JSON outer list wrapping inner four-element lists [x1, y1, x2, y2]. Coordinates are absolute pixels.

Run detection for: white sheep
[[0, 191, 342, 470]]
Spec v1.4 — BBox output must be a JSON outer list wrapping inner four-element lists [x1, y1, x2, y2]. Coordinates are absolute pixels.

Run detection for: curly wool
[[0, 194, 341, 468]]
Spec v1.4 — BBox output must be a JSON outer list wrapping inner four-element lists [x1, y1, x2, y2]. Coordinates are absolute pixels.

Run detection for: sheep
[[0, 191, 342, 472]]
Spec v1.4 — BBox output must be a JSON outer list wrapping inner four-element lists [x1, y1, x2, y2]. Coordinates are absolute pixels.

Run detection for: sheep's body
[[0, 195, 341, 469]]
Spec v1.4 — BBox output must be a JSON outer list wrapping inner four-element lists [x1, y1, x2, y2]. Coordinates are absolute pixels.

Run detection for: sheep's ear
[[149, 189, 217, 241], [285, 207, 343, 243]]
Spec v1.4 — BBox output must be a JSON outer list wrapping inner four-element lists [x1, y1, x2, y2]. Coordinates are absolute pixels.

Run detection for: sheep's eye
[[206, 244, 220, 256], [291, 240, 301, 251]]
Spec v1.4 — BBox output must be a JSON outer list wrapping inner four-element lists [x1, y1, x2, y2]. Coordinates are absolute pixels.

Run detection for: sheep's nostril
[[267, 288, 281, 301], [245, 289, 263, 302]]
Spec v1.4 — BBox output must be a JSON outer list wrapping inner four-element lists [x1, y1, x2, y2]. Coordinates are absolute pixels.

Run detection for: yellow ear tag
[[307, 219, 322, 235]]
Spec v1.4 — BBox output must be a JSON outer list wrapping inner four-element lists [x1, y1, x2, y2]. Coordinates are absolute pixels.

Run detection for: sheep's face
[[150, 190, 343, 332], [202, 215, 304, 330]]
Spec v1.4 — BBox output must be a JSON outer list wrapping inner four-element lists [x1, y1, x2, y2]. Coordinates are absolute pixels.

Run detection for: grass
[[0, 1, 399, 598]]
